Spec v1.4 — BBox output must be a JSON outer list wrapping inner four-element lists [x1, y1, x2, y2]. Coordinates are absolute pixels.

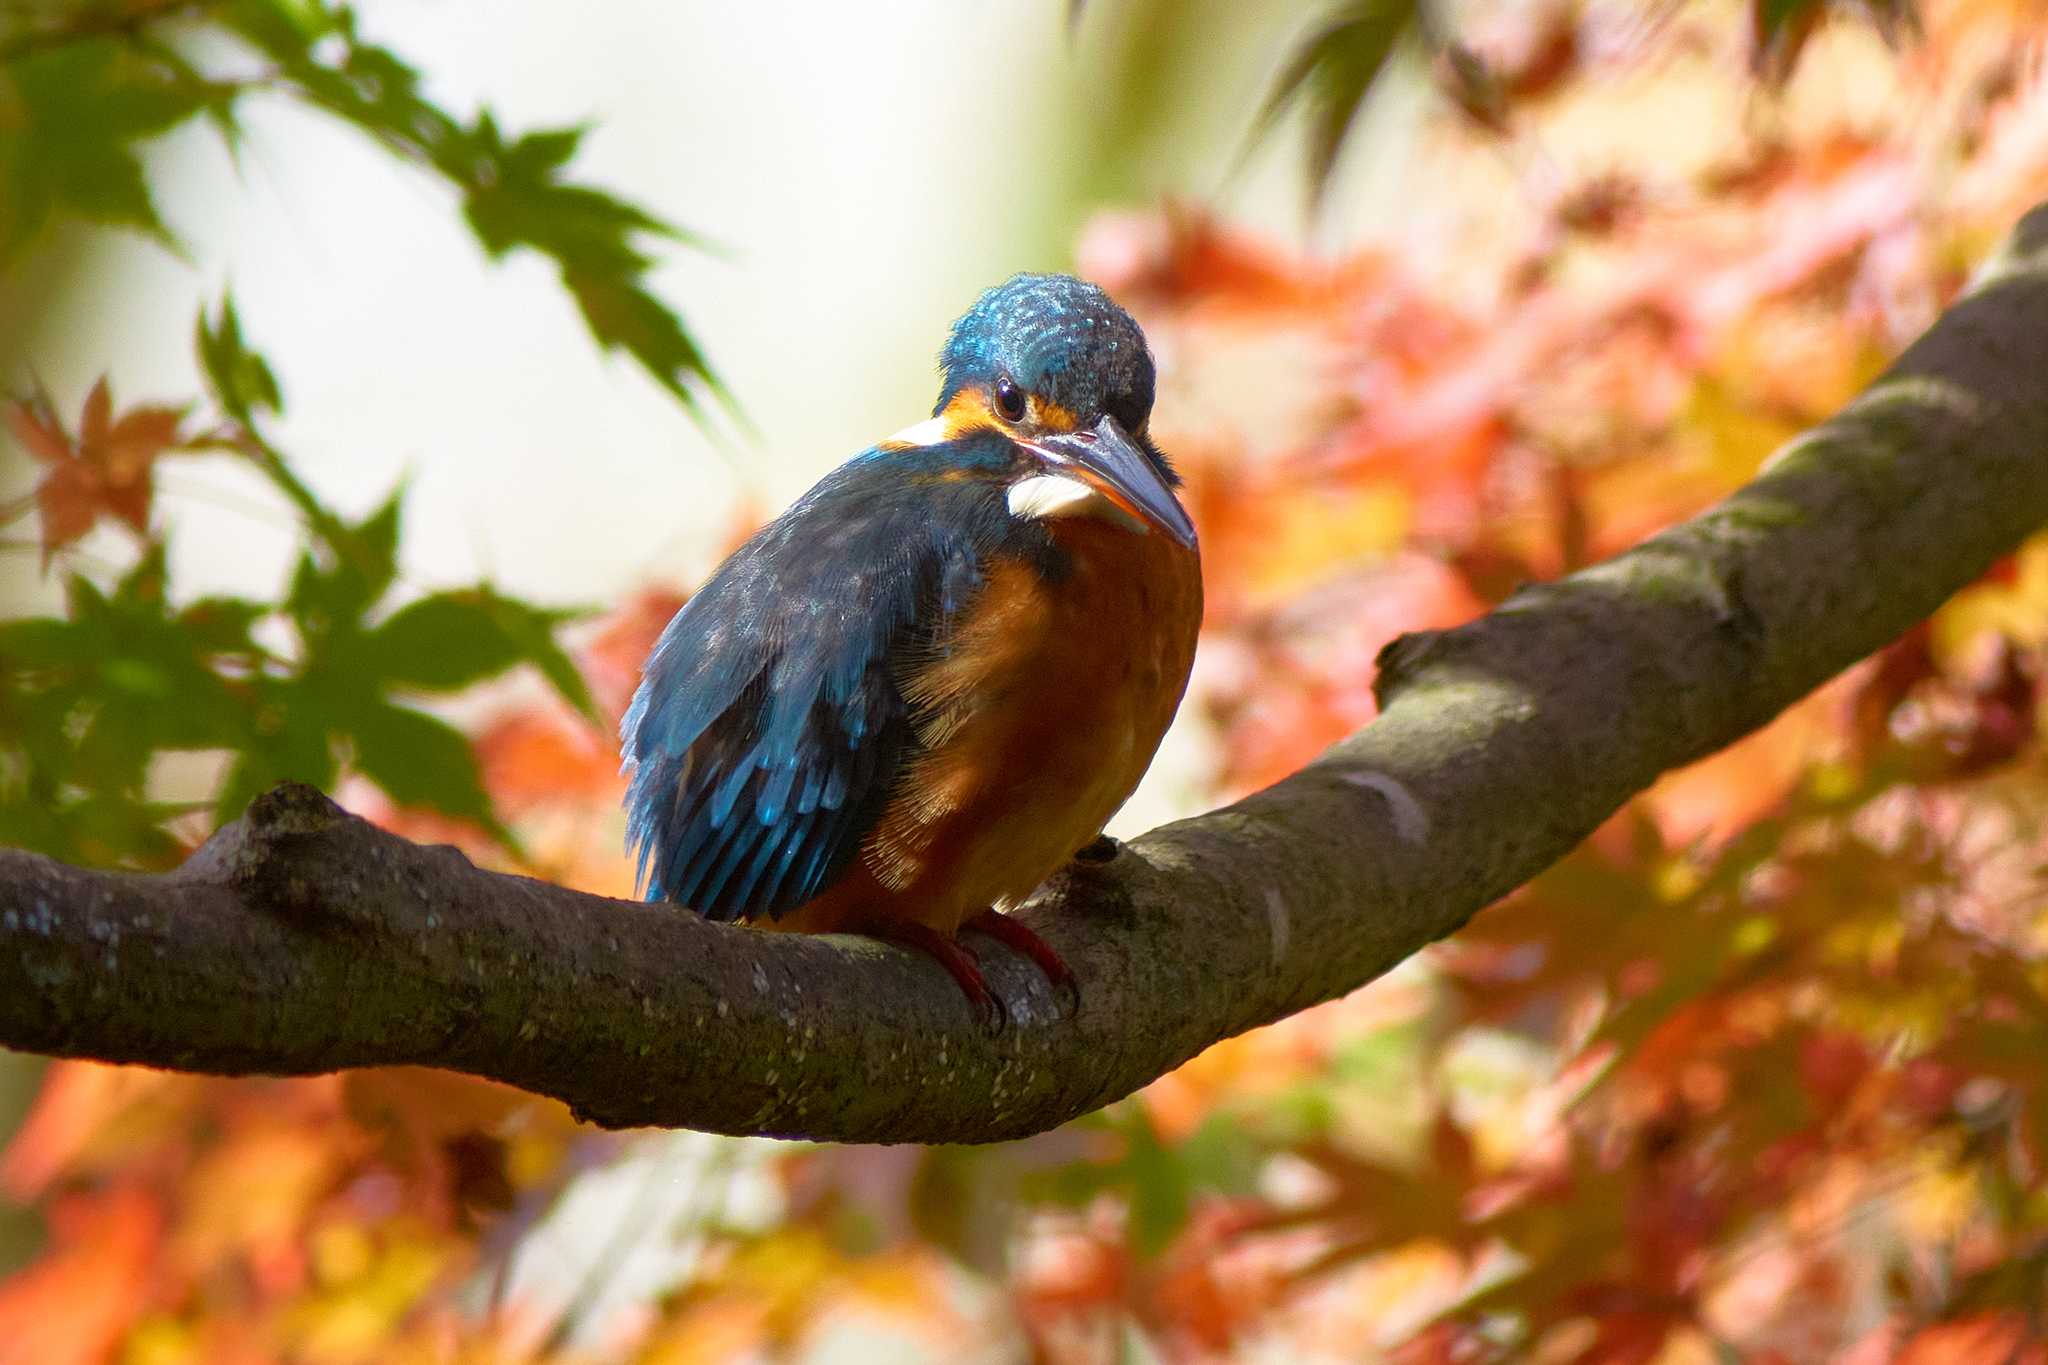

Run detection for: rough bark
[[6, 205, 2048, 1144]]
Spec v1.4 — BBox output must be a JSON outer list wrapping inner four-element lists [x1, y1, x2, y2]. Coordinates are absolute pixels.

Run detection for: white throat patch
[[1007, 473, 1146, 532]]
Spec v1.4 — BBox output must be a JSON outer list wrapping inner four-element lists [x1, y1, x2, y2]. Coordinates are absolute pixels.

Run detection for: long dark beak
[[1034, 416, 1198, 549]]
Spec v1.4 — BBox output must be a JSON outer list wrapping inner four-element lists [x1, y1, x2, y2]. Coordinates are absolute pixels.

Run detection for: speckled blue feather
[[620, 436, 1025, 920], [938, 274, 1158, 443]]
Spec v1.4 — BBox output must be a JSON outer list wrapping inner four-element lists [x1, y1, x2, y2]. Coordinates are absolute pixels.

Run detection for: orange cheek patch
[[939, 388, 1001, 440], [943, 387, 1082, 437], [878, 387, 1080, 454], [1028, 398, 1079, 433]]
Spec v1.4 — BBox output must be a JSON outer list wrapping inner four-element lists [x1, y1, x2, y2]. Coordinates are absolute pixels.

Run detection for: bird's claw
[[942, 962, 1008, 1033], [856, 917, 1009, 1030], [973, 988, 1009, 1034], [965, 909, 1080, 1019]]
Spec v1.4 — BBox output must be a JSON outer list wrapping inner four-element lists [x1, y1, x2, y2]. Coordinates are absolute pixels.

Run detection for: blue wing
[[620, 448, 1000, 921]]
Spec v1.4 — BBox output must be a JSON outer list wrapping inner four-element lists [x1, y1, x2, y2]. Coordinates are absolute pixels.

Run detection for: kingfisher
[[621, 273, 1201, 1023]]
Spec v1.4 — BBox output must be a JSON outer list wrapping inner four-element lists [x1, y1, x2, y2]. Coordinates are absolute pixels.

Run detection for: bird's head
[[906, 273, 1195, 549]]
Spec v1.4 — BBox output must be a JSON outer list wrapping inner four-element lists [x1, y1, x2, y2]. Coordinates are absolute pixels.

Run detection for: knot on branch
[[174, 781, 346, 916], [1373, 628, 1447, 708], [182, 783, 475, 938], [246, 781, 350, 837], [231, 782, 355, 920]]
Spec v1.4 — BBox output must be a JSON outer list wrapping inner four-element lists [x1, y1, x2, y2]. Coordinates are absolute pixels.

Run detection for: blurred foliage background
[[7, 0, 2048, 1360]]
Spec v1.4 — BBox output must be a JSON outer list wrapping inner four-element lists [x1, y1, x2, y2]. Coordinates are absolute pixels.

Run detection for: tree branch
[[7, 205, 2048, 1143]]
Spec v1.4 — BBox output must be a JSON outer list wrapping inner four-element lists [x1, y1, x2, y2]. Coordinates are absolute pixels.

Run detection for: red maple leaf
[[6, 377, 186, 566]]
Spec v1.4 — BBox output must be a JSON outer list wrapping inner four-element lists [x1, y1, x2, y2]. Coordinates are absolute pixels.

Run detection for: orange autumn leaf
[[1143, 1203, 1287, 1355], [1896, 1315, 2048, 1365], [582, 587, 689, 719], [6, 378, 186, 566], [473, 709, 623, 815], [1077, 204, 1363, 316], [0, 1183, 162, 1365], [170, 1123, 346, 1289], [1641, 682, 1842, 847], [637, 1298, 777, 1365], [1014, 1223, 1131, 1333], [0, 1061, 197, 1200], [1210, 552, 1487, 793], [344, 1067, 565, 1158], [1561, 1309, 1685, 1365]]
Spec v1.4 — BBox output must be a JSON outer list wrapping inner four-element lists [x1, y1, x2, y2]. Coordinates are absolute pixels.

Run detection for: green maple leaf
[[0, 39, 221, 256]]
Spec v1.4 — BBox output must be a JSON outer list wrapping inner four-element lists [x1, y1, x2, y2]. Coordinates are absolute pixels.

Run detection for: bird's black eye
[[993, 376, 1027, 423]]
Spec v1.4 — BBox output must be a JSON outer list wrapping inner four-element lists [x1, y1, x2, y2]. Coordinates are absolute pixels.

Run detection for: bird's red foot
[[965, 909, 1078, 1013], [858, 918, 1004, 1030]]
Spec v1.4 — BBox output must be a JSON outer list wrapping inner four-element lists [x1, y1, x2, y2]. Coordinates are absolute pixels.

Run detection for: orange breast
[[776, 521, 1201, 936]]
